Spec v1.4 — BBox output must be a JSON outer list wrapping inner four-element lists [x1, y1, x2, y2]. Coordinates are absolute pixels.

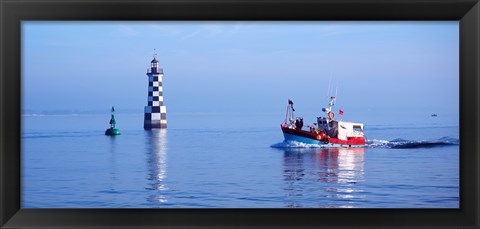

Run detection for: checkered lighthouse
[[144, 53, 167, 129]]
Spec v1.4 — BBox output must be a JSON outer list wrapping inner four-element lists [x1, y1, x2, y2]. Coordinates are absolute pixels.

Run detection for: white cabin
[[337, 121, 364, 140]]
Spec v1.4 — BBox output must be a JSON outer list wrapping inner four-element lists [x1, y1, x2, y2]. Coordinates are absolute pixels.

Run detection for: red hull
[[281, 125, 326, 141], [327, 136, 365, 145], [281, 125, 365, 146]]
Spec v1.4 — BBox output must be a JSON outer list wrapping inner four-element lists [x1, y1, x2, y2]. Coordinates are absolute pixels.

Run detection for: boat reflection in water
[[145, 129, 169, 205], [282, 147, 365, 208]]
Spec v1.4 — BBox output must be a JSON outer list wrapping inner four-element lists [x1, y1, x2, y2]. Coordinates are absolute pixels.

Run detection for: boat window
[[353, 125, 363, 132]]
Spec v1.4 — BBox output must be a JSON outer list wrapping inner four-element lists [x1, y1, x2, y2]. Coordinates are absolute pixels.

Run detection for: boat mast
[[323, 91, 336, 126], [288, 99, 295, 124], [284, 99, 295, 126]]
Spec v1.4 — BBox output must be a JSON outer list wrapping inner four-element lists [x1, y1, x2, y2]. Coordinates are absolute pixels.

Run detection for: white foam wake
[[271, 140, 323, 148], [366, 138, 459, 148], [271, 137, 458, 149]]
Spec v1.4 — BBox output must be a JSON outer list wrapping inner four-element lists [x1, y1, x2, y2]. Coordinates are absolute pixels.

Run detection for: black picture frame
[[1, 0, 479, 228]]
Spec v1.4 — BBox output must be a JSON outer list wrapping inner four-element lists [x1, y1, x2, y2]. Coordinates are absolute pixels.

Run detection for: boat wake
[[366, 137, 459, 149], [271, 137, 458, 149], [271, 141, 324, 149]]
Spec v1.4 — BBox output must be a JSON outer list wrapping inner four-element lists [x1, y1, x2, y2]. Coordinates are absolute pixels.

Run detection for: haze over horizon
[[23, 21, 459, 119]]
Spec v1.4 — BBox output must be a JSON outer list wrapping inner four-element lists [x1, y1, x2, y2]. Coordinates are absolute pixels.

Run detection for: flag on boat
[[288, 99, 295, 111], [339, 109, 344, 115]]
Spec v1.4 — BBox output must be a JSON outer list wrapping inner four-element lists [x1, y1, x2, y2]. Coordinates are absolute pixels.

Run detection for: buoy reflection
[[145, 129, 168, 204], [108, 136, 118, 194], [282, 147, 365, 208]]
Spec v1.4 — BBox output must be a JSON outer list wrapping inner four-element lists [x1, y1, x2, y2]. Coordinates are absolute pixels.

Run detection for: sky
[[22, 21, 459, 118]]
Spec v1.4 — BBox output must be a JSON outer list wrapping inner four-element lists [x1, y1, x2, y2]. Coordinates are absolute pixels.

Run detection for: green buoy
[[105, 106, 121, 136]]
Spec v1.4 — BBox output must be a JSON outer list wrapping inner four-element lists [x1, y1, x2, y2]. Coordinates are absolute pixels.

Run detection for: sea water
[[22, 111, 459, 208]]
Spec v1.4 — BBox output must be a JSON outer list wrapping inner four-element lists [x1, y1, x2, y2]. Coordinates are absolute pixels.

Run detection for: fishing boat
[[280, 95, 365, 147]]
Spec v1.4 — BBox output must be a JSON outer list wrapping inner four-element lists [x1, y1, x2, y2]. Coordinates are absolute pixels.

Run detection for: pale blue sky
[[22, 21, 459, 117]]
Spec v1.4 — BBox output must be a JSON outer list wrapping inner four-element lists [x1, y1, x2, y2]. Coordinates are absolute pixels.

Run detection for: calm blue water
[[22, 111, 459, 208]]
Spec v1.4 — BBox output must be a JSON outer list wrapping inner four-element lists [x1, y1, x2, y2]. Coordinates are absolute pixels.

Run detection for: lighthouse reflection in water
[[282, 147, 365, 208], [145, 129, 168, 204]]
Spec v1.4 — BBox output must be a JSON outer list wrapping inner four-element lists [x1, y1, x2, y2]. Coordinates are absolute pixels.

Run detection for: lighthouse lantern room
[[144, 51, 167, 129]]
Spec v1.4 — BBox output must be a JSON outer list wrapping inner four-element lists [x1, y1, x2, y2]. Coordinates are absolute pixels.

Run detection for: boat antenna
[[334, 85, 338, 108], [335, 85, 338, 99], [327, 72, 333, 98]]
